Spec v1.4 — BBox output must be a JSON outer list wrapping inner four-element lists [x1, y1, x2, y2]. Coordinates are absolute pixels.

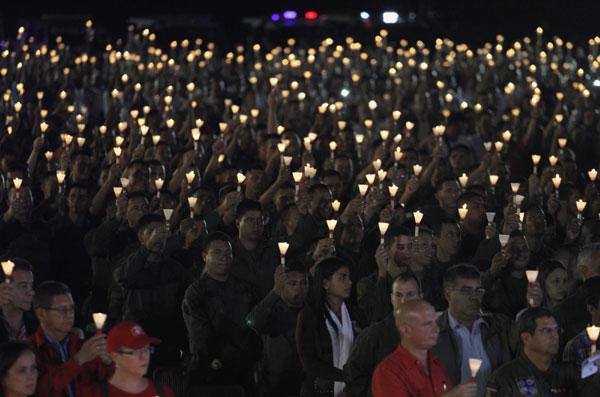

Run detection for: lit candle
[[113, 187, 122, 197], [576, 199, 587, 220], [152, 135, 160, 145], [155, 178, 164, 198], [494, 141, 504, 152], [587, 326, 600, 355], [389, 184, 398, 208], [120, 177, 130, 190], [511, 183, 520, 204], [468, 358, 483, 383], [92, 313, 107, 334], [378, 222, 389, 245], [326, 219, 337, 239], [413, 164, 423, 177], [502, 130, 512, 143], [283, 156, 292, 167], [358, 184, 368, 200], [113, 147, 122, 164], [486, 212, 495, 239], [515, 195, 525, 215], [57, 171, 66, 193], [332, 200, 341, 213], [433, 125, 446, 144], [526, 270, 539, 306], [292, 172, 303, 193], [458, 203, 468, 223], [549, 155, 558, 170], [552, 174, 562, 198], [459, 173, 469, 189], [163, 209, 173, 230], [186, 171, 195, 189], [589, 169, 598, 182], [373, 159, 382, 172], [413, 211, 423, 237], [329, 141, 337, 161], [278, 242, 290, 266], [380, 130, 389, 148], [366, 174, 376, 189], [532, 154, 541, 174], [236, 172, 246, 192], [394, 148, 403, 168], [192, 129, 201, 151], [377, 169, 387, 189], [1, 261, 15, 283], [499, 234, 509, 251], [483, 142, 492, 152], [355, 134, 364, 159], [188, 197, 197, 219], [489, 175, 499, 194], [13, 178, 22, 198]]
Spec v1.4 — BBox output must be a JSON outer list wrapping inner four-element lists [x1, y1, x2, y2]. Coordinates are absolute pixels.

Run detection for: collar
[[43, 331, 70, 349], [447, 310, 488, 332]]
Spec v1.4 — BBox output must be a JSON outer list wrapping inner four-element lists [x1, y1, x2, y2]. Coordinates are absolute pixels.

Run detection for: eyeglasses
[[40, 305, 77, 314], [116, 346, 155, 356], [535, 327, 563, 336], [451, 287, 486, 297]]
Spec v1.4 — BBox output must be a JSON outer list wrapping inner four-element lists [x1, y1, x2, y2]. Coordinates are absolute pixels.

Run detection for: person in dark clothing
[[0, 258, 38, 344], [113, 213, 190, 368], [181, 232, 261, 395], [343, 273, 422, 397], [246, 261, 309, 397], [296, 257, 366, 397], [457, 192, 487, 261]]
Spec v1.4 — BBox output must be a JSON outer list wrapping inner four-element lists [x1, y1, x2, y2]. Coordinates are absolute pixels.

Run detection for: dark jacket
[[0, 309, 39, 344], [432, 310, 519, 387], [231, 237, 281, 299], [343, 313, 400, 397], [246, 290, 304, 397], [357, 272, 394, 324], [296, 303, 366, 397]]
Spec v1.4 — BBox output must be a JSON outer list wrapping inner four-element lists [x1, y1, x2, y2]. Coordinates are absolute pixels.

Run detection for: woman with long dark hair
[[296, 257, 364, 397], [536, 260, 569, 311], [0, 342, 37, 397]]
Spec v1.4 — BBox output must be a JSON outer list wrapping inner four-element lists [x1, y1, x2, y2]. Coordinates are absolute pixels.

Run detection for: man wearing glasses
[[488, 307, 588, 396], [27, 281, 114, 397], [433, 264, 518, 397]]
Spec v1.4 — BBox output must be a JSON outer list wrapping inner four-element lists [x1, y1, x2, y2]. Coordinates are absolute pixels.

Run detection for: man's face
[[412, 233, 435, 266], [283, 206, 301, 235], [71, 154, 92, 181], [273, 188, 295, 213], [525, 316, 560, 356], [435, 223, 461, 257], [149, 164, 166, 184], [237, 210, 264, 242], [323, 175, 343, 200], [8, 187, 33, 218], [310, 188, 332, 221], [446, 277, 483, 321], [40, 294, 76, 336], [389, 235, 413, 268], [524, 208, 546, 237], [402, 304, 439, 350], [506, 236, 530, 270], [128, 164, 150, 193], [9, 270, 34, 312], [154, 144, 172, 164], [246, 170, 267, 196], [193, 190, 214, 217], [281, 271, 309, 308], [139, 221, 166, 253], [340, 215, 364, 247], [203, 240, 233, 278], [464, 197, 486, 227], [449, 147, 470, 171], [435, 181, 460, 211], [126, 197, 149, 228], [390, 278, 422, 310], [334, 158, 353, 181], [67, 187, 90, 216]]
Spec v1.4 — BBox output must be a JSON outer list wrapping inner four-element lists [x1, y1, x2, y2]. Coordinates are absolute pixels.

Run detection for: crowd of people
[[0, 19, 599, 397]]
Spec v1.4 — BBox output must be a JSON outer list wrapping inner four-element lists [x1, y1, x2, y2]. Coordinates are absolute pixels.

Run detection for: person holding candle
[[27, 281, 114, 397], [246, 261, 309, 397], [0, 341, 38, 397], [343, 274, 423, 397], [433, 264, 518, 397], [296, 257, 365, 397], [182, 232, 261, 395], [112, 214, 189, 369], [0, 258, 38, 344], [526, 260, 569, 312], [357, 226, 413, 324], [423, 177, 461, 221], [231, 200, 282, 298], [372, 300, 477, 397], [488, 307, 586, 397], [456, 192, 487, 260], [80, 322, 174, 397], [563, 277, 600, 367]]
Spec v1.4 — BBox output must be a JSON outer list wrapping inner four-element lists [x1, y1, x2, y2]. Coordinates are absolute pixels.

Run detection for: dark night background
[[1, 0, 599, 46]]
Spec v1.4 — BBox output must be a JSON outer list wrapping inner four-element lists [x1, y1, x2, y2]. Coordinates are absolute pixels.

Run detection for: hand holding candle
[[378, 222, 389, 245], [499, 234, 509, 251], [326, 219, 337, 238], [188, 197, 197, 218]]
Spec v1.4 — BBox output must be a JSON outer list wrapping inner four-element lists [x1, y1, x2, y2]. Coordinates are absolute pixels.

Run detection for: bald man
[[372, 300, 477, 397]]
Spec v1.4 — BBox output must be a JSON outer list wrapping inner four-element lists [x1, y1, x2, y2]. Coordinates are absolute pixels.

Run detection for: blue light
[[271, 13, 280, 21], [360, 11, 370, 20], [283, 10, 297, 20]]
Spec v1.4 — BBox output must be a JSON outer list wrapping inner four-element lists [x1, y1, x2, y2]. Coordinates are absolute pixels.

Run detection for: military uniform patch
[[516, 377, 537, 395]]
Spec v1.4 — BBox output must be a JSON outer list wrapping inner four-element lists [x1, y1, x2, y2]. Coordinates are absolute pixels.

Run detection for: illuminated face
[[390, 278, 421, 309], [2, 351, 37, 397], [389, 235, 413, 268]]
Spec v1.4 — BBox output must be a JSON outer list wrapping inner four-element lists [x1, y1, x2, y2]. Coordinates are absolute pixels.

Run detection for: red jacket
[[26, 327, 114, 397], [372, 345, 451, 397]]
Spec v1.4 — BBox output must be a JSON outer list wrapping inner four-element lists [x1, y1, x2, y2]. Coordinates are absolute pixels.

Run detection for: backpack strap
[[152, 379, 166, 397], [99, 379, 110, 397]]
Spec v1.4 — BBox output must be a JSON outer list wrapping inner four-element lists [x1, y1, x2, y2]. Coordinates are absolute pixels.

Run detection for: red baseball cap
[[106, 322, 161, 353]]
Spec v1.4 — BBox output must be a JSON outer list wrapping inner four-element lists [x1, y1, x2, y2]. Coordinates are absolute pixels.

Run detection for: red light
[[305, 11, 318, 20]]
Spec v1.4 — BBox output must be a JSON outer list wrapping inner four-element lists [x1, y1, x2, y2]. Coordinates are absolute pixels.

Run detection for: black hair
[[125, 191, 148, 202], [435, 176, 460, 192], [202, 231, 232, 252], [443, 264, 481, 289], [308, 257, 349, 334], [432, 217, 460, 237], [280, 203, 298, 224], [392, 272, 422, 293], [285, 260, 308, 275], [323, 169, 342, 179], [0, 257, 33, 280], [0, 342, 35, 396], [33, 281, 71, 310], [583, 276, 600, 307], [70, 148, 92, 161], [517, 307, 554, 337], [308, 183, 331, 198], [384, 226, 412, 249], [536, 260, 567, 306], [458, 191, 482, 206], [236, 199, 263, 220], [136, 213, 165, 233]]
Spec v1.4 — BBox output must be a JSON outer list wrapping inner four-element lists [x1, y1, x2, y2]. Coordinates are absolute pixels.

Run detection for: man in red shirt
[[372, 300, 477, 397], [26, 281, 113, 397]]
